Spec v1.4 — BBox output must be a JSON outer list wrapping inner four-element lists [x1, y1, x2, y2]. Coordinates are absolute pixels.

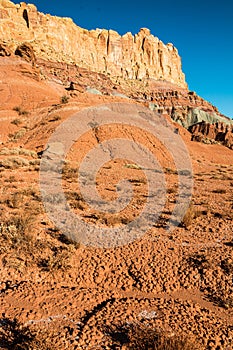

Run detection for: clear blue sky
[[12, 0, 233, 118]]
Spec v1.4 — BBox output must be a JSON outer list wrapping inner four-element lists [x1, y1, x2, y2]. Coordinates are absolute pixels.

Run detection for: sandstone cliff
[[0, 0, 186, 87], [1, 0, 232, 149]]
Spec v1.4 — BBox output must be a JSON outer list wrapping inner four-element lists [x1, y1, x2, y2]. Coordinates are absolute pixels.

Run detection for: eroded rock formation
[[0, 0, 186, 87], [15, 42, 36, 64], [0, 0, 232, 149], [189, 121, 233, 149]]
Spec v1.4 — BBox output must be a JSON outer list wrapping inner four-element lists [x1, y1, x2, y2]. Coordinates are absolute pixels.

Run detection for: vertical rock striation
[[0, 0, 187, 87]]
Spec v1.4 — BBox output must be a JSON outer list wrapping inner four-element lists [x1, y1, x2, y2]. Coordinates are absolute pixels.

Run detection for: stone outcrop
[[0, 0, 232, 150], [189, 121, 233, 149], [15, 42, 36, 64], [171, 107, 233, 129], [0, 0, 187, 87]]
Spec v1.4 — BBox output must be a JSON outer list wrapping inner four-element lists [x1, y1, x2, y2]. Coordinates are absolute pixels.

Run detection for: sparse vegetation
[[208, 294, 233, 310], [0, 214, 38, 270], [165, 167, 178, 175], [0, 214, 35, 247], [65, 191, 85, 210], [39, 246, 75, 272], [180, 204, 200, 228], [11, 118, 22, 126], [4, 175, 16, 183], [1, 188, 43, 218], [187, 253, 233, 310], [8, 128, 27, 142], [0, 30, 232, 348], [167, 187, 177, 194], [60, 95, 69, 104], [13, 106, 29, 116], [0, 156, 29, 169], [188, 253, 211, 271], [62, 164, 79, 180], [4, 191, 24, 209], [129, 177, 147, 184], [0, 147, 37, 158]]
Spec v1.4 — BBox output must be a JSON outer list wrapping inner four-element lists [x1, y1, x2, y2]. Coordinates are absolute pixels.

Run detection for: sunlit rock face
[[0, 0, 187, 88]]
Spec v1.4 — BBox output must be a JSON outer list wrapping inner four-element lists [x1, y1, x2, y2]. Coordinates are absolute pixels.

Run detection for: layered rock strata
[[0, 0, 186, 87]]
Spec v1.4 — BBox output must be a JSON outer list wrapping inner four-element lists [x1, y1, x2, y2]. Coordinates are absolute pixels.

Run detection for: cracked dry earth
[[0, 58, 233, 350]]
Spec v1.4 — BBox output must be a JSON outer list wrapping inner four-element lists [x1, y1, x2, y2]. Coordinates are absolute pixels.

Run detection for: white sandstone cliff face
[[0, 0, 187, 88]]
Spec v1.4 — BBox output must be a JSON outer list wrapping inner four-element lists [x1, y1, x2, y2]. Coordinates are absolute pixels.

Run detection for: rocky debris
[[37, 59, 125, 96], [189, 121, 233, 149], [14, 43, 36, 65], [0, 1, 186, 88]]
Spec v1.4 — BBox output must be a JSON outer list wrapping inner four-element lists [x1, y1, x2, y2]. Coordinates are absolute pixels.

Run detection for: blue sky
[[12, 0, 233, 118]]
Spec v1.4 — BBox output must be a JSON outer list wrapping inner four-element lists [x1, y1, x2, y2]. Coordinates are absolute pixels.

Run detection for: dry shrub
[[188, 253, 211, 271], [2, 188, 42, 215], [180, 204, 200, 228], [0, 215, 34, 239], [4, 192, 24, 209], [188, 254, 233, 310], [0, 214, 36, 258], [9, 128, 27, 141], [0, 156, 29, 169], [11, 118, 22, 126], [165, 167, 178, 175], [4, 175, 16, 183], [0, 147, 37, 158], [167, 187, 177, 194], [65, 191, 85, 210], [47, 228, 81, 247], [39, 245, 76, 272], [13, 106, 29, 116], [62, 164, 79, 180], [60, 95, 69, 104]]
